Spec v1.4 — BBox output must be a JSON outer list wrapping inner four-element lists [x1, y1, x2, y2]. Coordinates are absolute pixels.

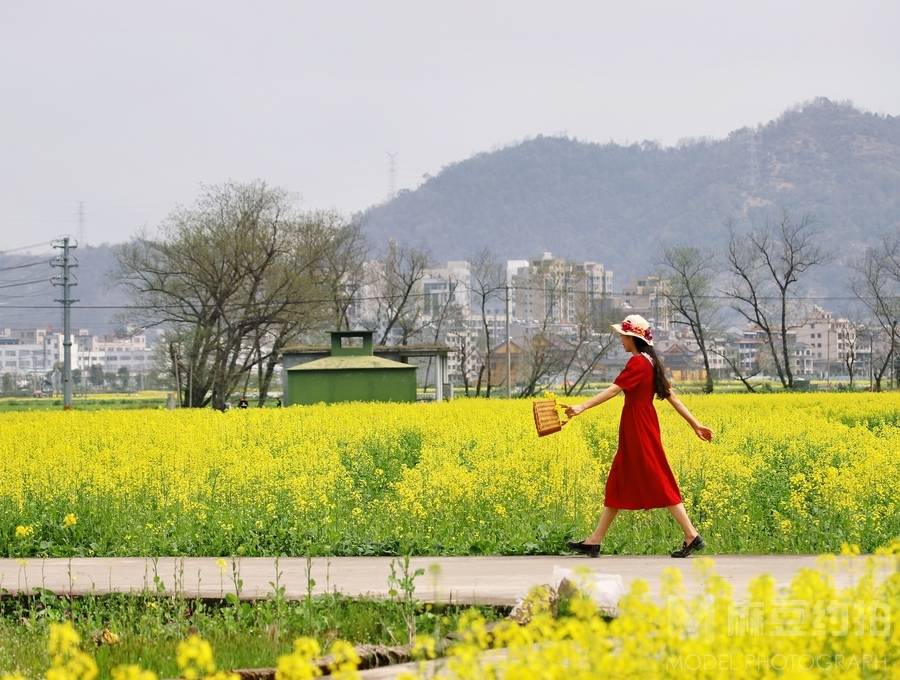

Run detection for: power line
[[0, 268, 895, 312], [0, 259, 50, 273], [0, 277, 50, 290], [0, 241, 52, 255], [0, 287, 897, 311], [0, 285, 54, 302]]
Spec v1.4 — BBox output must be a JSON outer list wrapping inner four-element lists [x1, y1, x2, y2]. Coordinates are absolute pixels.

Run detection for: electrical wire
[[0, 260, 50, 273], [0, 278, 50, 290], [0, 287, 896, 311], [0, 286, 55, 303], [0, 241, 52, 255]]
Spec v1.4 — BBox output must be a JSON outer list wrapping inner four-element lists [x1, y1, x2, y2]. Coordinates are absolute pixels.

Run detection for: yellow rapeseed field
[[1, 393, 898, 556]]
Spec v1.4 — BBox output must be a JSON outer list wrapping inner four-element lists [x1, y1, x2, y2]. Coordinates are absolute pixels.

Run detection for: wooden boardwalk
[[0, 554, 890, 606]]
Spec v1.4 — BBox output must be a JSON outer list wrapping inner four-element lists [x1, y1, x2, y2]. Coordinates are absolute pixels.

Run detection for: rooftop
[[287, 355, 416, 371]]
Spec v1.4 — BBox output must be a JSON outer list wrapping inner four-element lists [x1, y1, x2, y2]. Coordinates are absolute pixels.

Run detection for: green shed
[[284, 331, 416, 405]]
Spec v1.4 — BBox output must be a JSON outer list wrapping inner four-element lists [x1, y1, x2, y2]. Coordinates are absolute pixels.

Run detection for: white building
[[84, 332, 155, 375], [792, 305, 871, 378], [512, 252, 614, 329], [0, 328, 155, 377]]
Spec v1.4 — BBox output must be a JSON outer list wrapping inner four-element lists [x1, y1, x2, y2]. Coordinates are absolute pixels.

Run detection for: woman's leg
[[666, 503, 699, 541], [585, 506, 619, 544]]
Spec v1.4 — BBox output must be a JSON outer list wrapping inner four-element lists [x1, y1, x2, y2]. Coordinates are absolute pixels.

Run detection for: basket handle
[[557, 403, 571, 427]]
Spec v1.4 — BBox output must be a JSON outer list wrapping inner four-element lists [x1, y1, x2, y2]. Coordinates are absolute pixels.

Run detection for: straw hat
[[611, 314, 654, 346]]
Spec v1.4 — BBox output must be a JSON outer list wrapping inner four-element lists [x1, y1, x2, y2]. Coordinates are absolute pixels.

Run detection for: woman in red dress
[[562, 314, 713, 558]]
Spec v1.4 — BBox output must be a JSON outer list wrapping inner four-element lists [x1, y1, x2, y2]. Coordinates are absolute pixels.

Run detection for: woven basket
[[533, 398, 568, 437]]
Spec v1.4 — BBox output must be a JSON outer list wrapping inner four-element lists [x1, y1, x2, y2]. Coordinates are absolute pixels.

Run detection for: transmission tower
[[77, 201, 86, 247], [387, 152, 398, 199], [51, 236, 78, 409], [746, 130, 760, 191]]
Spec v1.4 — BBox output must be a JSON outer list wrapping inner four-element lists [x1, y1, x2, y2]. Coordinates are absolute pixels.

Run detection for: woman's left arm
[[666, 393, 713, 441], [563, 384, 622, 418]]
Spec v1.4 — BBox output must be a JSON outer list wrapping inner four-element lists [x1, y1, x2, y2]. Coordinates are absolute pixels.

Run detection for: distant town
[[2, 250, 886, 399]]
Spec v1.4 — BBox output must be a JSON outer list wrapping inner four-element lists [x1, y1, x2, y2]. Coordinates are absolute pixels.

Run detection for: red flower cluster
[[621, 319, 652, 341]]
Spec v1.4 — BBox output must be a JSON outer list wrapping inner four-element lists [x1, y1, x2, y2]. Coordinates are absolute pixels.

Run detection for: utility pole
[[505, 283, 511, 398], [51, 236, 78, 409]]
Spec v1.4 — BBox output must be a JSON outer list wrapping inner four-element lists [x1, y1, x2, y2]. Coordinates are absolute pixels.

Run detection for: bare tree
[[116, 181, 333, 408], [841, 319, 862, 389], [709, 342, 760, 392], [376, 240, 430, 346], [421, 276, 463, 393], [659, 246, 720, 393], [724, 211, 830, 388], [469, 249, 506, 397], [518, 273, 569, 397], [883, 231, 900, 281], [851, 236, 900, 391], [314, 213, 368, 332], [559, 292, 622, 396], [452, 329, 477, 396], [251, 214, 345, 405]]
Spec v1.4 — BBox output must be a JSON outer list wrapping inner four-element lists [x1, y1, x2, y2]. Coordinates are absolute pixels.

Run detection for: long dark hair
[[634, 336, 671, 400]]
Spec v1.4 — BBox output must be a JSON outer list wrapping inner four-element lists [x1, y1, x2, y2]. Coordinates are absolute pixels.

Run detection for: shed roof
[[283, 343, 451, 357], [287, 355, 416, 371]]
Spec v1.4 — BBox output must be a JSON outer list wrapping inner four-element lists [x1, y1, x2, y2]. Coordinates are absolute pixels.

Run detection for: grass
[[0, 391, 168, 412], [0, 568, 503, 676]]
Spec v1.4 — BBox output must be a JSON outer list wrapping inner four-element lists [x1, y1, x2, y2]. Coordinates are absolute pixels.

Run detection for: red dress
[[604, 352, 683, 509]]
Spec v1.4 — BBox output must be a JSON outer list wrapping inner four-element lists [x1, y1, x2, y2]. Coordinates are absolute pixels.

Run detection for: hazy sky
[[1, 0, 898, 250]]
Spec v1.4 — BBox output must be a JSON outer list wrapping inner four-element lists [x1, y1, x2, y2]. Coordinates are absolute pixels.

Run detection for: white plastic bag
[[552, 565, 624, 614]]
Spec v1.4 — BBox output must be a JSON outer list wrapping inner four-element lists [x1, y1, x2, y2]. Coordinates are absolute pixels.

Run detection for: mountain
[[360, 98, 900, 301], [0, 244, 129, 332], [5, 98, 897, 331]]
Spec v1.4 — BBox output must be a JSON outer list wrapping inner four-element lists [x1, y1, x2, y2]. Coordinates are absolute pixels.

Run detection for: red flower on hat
[[621, 319, 652, 341]]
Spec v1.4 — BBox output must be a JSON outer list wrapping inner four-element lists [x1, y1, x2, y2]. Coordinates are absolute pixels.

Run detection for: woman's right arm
[[666, 392, 713, 441], [563, 383, 622, 417]]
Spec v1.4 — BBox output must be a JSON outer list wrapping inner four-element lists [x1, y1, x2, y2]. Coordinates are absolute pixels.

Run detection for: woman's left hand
[[693, 424, 713, 441]]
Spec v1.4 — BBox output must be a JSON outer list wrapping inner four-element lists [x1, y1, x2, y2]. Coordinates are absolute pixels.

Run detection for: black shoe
[[566, 540, 601, 557], [670, 534, 705, 558]]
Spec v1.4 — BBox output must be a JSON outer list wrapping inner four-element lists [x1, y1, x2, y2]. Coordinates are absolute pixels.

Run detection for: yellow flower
[[63, 513, 78, 528], [411, 634, 437, 660], [175, 634, 216, 680], [111, 665, 157, 680], [0, 393, 898, 562], [327, 640, 361, 679], [47, 622, 98, 680], [275, 637, 323, 680], [48, 621, 81, 657]]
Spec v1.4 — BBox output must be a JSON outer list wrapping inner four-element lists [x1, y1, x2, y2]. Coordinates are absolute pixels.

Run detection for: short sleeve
[[613, 356, 644, 392]]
